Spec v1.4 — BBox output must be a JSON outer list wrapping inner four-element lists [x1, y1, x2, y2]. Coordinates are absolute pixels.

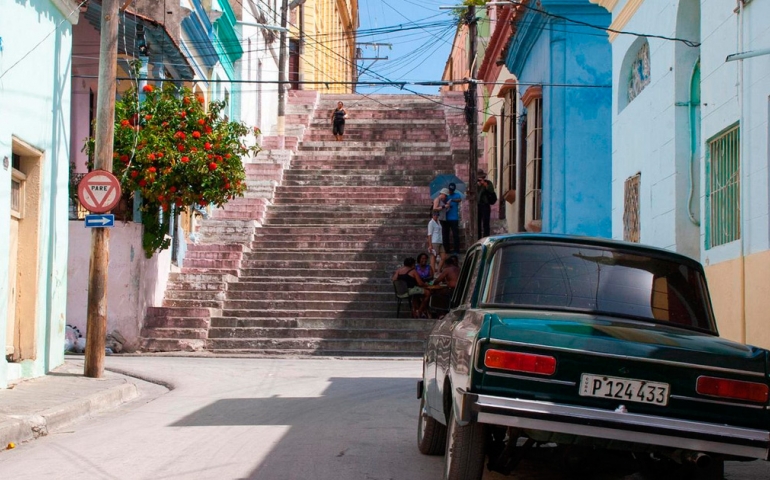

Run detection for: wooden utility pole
[[276, 0, 289, 150], [85, 0, 119, 378], [466, 5, 479, 243]]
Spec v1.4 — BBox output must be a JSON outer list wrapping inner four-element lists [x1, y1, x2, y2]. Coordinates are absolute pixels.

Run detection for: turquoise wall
[[505, 0, 612, 238], [0, 0, 74, 387]]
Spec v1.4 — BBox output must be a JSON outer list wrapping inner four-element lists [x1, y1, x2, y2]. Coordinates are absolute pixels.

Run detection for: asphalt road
[[0, 356, 768, 480]]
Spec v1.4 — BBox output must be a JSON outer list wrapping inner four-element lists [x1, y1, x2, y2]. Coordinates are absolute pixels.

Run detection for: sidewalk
[[0, 360, 141, 449]]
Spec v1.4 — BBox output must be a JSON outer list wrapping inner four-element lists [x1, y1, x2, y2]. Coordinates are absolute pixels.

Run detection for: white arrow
[[87, 217, 111, 226]]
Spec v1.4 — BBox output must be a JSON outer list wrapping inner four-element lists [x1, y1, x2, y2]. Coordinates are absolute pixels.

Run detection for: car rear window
[[483, 243, 714, 331]]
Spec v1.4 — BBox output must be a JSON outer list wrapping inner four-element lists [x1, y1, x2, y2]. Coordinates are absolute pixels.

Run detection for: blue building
[[501, 0, 612, 237]]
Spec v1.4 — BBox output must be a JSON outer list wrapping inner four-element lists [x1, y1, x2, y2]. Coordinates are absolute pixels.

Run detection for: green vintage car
[[417, 234, 770, 480]]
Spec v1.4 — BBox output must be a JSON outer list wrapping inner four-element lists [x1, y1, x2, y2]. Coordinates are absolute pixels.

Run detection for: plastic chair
[[393, 279, 412, 318]]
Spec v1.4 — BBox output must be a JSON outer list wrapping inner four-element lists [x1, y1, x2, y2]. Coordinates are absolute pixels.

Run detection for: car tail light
[[696, 376, 769, 403], [484, 349, 556, 376]]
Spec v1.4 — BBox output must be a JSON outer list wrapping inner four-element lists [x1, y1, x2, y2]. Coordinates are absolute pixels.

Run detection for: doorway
[[6, 139, 42, 362]]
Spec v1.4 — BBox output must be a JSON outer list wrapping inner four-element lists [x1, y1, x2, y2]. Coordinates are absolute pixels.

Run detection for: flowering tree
[[85, 84, 260, 257]]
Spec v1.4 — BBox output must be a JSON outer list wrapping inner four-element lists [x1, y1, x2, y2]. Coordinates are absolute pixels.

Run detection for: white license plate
[[579, 374, 670, 406]]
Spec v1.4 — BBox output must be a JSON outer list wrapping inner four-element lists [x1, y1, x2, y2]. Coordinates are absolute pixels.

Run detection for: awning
[[83, 2, 194, 81]]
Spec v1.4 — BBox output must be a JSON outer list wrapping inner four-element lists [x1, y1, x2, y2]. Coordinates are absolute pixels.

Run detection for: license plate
[[579, 374, 670, 406]]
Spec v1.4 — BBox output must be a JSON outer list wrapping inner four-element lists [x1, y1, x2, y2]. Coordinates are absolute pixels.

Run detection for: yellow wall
[[296, 0, 357, 94], [705, 250, 770, 349]]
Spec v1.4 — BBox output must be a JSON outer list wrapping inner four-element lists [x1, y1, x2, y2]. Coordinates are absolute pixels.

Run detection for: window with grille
[[706, 124, 740, 248], [505, 90, 517, 199], [525, 93, 543, 230], [11, 153, 24, 218], [623, 173, 641, 242]]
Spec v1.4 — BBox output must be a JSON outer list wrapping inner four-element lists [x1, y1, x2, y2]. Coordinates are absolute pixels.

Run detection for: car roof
[[477, 233, 704, 270]]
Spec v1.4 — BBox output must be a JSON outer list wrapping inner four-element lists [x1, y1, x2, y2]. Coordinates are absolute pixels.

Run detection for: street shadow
[[170, 376, 442, 480]]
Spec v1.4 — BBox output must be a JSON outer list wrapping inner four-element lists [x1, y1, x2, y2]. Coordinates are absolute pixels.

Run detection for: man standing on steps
[[427, 210, 445, 272], [444, 183, 464, 254], [477, 169, 496, 238]]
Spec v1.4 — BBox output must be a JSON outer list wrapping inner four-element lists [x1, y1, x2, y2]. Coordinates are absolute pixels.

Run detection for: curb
[[0, 382, 139, 448]]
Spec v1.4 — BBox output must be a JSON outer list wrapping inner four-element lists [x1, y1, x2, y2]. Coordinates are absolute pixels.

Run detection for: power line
[[499, 0, 701, 47], [0, 0, 88, 80]]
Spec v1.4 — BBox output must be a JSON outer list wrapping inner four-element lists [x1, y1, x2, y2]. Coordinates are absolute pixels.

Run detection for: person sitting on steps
[[391, 257, 428, 318], [421, 255, 461, 318]]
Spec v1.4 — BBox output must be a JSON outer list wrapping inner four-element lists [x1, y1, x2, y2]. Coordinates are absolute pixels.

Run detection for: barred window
[[706, 124, 740, 248], [524, 93, 543, 231], [623, 173, 641, 242], [11, 153, 24, 218]]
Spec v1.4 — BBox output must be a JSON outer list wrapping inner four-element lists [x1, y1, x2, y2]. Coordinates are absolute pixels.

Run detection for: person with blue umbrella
[[444, 183, 464, 255]]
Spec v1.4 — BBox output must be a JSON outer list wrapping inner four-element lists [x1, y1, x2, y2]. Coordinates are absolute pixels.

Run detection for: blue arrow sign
[[84, 214, 115, 228]]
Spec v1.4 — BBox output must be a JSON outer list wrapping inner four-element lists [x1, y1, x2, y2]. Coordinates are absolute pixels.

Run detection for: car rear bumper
[[459, 392, 770, 460]]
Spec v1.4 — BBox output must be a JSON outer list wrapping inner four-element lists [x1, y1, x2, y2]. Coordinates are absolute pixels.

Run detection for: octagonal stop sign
[[77, 170, 122, 213]]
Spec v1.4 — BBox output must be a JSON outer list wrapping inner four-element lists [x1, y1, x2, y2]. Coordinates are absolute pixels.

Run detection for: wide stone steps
[[142, 92, 462, 356], [226, 290, 391, 302], [271, 197, 423, 206], [208, 327, 426, 341], [247, 240, 426, 250], [284, 168, 440, 176], [221, 308, 395, 319], [252, 229, 425, 239], [293, 147, 450, 156], [206, 338, 428, 356], [263, 216, 428, 225], [281, 177, 436, 187], [303, 133, 448, 142], [228, 286, 389, 296], [296, 143, 449, 152], [236, 266, 393, 278], [243, 250, 410, 263], [254, 225, 425, 235], [237, 260, 402, 271], [211, 317, 426, 329], [288, 160, 453, 170], [164, 298, 225, 308]]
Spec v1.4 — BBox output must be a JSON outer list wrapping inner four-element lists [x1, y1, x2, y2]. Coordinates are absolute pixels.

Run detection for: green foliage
[[450, 0, 488, 24], [84, 84, 261, 257]]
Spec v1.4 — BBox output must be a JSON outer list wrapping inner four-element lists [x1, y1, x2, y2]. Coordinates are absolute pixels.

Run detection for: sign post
[[84, 0, 120, 379]]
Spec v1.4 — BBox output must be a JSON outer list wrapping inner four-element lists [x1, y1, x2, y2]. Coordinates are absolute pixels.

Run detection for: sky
[[354, 0, 460, 95]]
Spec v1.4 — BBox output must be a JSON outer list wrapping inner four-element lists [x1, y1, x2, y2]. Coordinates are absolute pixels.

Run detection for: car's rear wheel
[[443, 400, 486, 480], [417, 395, 446, 455]]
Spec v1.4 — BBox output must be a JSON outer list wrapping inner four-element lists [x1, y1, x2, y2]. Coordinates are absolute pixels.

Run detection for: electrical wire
[[0, 0, 89, 80], [501, 0, 701, 47]]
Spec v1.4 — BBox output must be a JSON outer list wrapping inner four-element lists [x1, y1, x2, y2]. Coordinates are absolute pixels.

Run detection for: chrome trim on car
[[670, 394, 767, 410], [467, 393, 770, 460], [485, 371, 577, 386], [488, 338, 766, 378], [472, 337, 488, 374]]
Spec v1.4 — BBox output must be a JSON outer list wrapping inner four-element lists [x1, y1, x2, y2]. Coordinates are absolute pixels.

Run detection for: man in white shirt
[[427, 210, 445, 272]]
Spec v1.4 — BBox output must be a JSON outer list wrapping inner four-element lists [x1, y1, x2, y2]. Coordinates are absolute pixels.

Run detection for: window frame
[[522, 86, 543, 231], [705, 123, 741, 249], [623, 173, 641, 242]]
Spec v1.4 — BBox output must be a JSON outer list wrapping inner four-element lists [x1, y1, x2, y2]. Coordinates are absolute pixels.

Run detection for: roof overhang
[[84, 1, 194, 81]]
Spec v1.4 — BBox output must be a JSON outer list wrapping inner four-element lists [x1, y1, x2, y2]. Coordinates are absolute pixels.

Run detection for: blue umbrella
[[429, 174, 466, 200]]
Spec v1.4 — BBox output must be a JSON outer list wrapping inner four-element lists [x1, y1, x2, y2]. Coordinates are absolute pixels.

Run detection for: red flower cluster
[[84, 84, 261, 257]]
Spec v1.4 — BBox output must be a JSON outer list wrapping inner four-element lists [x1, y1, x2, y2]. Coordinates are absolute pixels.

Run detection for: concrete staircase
[[140, 92, 467, 355]]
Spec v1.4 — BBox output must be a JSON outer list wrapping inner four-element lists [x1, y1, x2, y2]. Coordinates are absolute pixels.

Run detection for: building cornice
[[51, 0, 81, 24], [478, 6, 513, 83], [608, 0, 644, 42], [588, 0, 619, 12], [505, 8, 547, 78]]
